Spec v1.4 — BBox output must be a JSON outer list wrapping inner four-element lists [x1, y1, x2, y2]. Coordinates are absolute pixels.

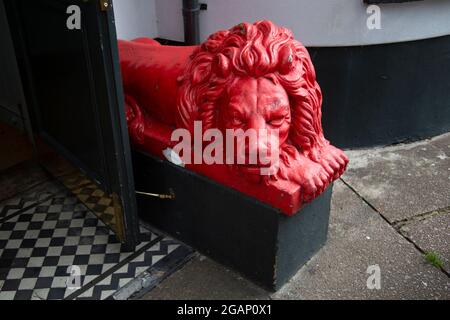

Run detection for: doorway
[[0, 0, 193, 300]]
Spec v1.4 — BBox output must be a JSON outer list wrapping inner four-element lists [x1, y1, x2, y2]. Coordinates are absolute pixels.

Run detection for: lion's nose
[[244, 115, 277, 165], [246, 135, 272, 166], [247, 115, 266, 131]]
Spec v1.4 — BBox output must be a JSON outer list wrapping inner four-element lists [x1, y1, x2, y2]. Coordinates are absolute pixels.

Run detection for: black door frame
[[4, 0, 140, 249]]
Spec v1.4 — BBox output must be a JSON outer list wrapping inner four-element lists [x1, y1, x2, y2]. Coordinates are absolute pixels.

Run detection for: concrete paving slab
[[343, 135, 450, 222], [272, 181, 450, 300], [398, 209, 450, 274], [142, 255, 270, 300], [430, 133, 450, 157]]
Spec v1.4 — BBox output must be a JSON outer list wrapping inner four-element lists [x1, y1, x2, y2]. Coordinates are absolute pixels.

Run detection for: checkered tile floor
[[0, 161, 50, 204], [0, 181, 66, 222], [0, 180, 193, 300]]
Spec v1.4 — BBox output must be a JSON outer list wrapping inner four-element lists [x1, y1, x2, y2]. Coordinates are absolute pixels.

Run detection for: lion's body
[[118, 22, 348, 215], [118, 39, 197, 126]]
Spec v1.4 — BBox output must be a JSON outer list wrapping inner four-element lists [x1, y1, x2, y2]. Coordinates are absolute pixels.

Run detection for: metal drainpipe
[[182, 0, 201, 45]]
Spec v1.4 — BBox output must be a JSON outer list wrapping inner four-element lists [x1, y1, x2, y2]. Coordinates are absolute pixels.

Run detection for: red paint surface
[[119, 21, 348, 215]]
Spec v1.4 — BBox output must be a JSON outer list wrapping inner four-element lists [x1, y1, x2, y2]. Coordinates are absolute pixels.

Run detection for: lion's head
[[177, 21, 328, 176]]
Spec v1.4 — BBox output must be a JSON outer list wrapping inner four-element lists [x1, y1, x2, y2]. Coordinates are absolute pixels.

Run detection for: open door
[[4, 0, 140, 249]]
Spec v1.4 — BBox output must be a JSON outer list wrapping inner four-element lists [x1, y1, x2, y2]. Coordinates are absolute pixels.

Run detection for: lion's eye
[[229, 110, 244, 126], [232, 117, 244, 126], [268, 117, 285, 127]]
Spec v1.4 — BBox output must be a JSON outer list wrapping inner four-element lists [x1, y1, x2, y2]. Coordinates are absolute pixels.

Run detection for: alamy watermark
[[366, 264, 381, 290], [169, 121, 280, 176], [366, 5, 381, 30], [66, 5, 81, 30], [66, 265, 82, 290]]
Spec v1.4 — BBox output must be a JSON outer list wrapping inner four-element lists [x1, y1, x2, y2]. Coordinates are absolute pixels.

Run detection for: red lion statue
[[119, 21, 348, 215]]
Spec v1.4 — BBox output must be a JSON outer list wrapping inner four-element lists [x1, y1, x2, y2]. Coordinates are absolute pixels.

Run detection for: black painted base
[[132, 151, 332, 290]]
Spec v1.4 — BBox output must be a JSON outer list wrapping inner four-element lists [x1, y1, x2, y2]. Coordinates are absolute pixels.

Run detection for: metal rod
[[136, 190, 175, 200]]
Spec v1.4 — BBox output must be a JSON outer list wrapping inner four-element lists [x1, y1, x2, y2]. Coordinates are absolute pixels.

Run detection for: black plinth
[[132, 150, 332, 291]]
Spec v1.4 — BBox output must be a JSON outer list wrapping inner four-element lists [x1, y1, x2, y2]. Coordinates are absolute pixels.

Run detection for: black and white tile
[[0, 190, 193, 300], [0, 181, 66, 222], [75, 239, 191, 300], [0, 161, 50, 203], [70, 181, 122, 236]]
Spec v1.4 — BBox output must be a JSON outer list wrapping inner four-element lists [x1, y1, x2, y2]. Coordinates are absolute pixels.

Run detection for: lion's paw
[[318, 144, 348, 180], [288, 158, 330, 202]]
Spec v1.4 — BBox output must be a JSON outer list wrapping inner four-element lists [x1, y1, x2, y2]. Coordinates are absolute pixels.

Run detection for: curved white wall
[[113, 0, 158, 40], [155, 0, 450, 46]]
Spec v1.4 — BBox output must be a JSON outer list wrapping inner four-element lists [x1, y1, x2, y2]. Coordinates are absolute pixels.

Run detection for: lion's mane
[[177, 20, 328, 164]]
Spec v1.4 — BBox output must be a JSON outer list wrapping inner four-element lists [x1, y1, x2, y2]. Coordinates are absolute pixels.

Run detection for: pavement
[[142, 133, 450, 300]]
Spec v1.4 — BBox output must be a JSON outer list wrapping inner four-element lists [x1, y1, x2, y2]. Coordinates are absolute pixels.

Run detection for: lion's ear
[[278, 45, 295, 75], [214, 53, 231, 78]]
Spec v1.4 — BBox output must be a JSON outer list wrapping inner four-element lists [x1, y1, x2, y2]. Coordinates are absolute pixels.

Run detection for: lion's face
[[218, 76, 291, 175]]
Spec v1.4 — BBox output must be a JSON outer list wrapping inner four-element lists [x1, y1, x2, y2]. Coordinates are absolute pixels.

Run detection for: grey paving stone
[[272, 181, 450, 300], [342, 134, 450, 222], [430, 133, 450, 157], [399, 210, 450, 273], [142, 255, 270, 300]]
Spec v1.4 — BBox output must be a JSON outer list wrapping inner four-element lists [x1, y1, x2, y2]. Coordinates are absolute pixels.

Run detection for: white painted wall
[[155, 0, 450, 46], [113, 0, 158, 40]]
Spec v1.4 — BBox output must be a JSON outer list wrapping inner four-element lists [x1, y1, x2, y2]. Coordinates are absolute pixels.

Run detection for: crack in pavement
[[339, 177, 450, 278], [392, 206, 450, 230]]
